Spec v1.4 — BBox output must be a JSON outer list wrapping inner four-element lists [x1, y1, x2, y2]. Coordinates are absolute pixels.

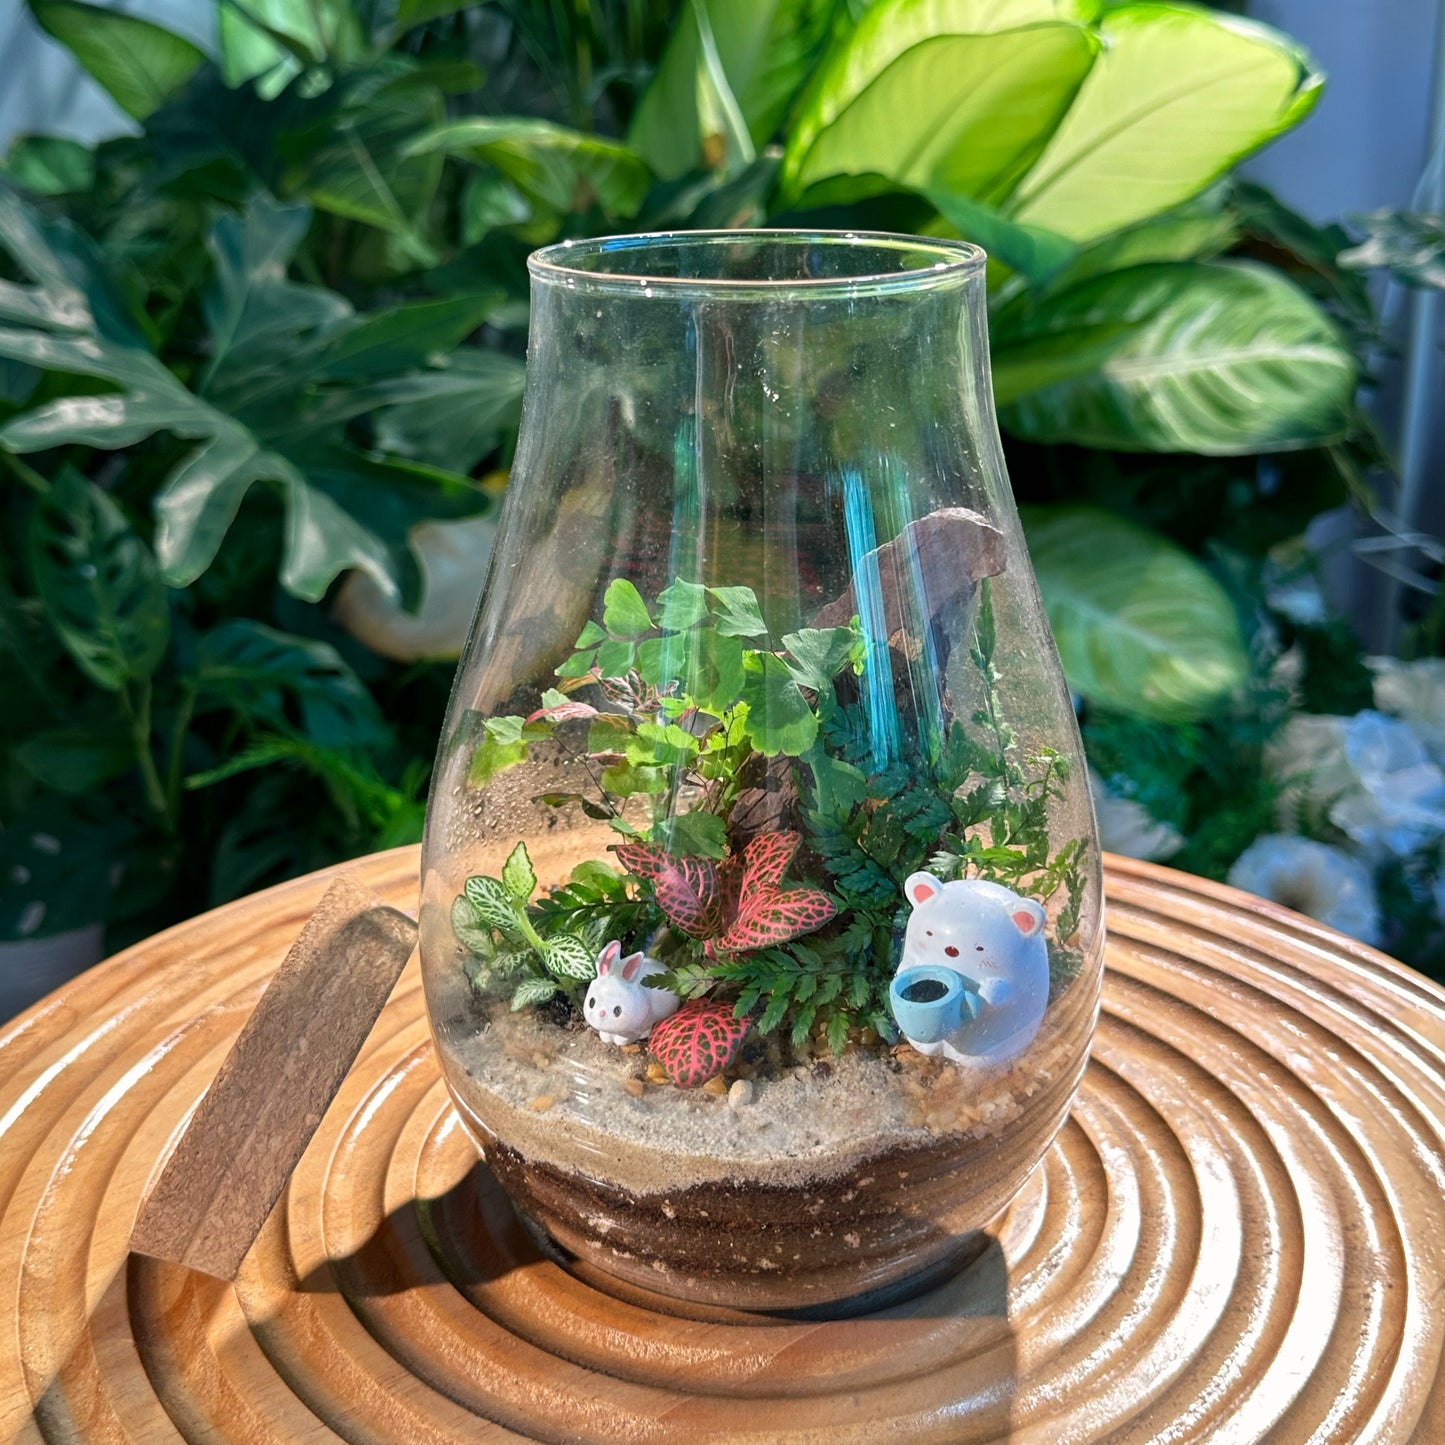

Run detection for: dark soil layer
[[464, 1036, 1087, 1314]]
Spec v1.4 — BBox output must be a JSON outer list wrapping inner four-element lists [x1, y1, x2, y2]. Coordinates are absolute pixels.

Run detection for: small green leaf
[[464, 874, 525, 938], [512, 975, 559, 1010], [29, 469, 169, 690], [741, 652, 818, 756], [656, 578, 710, 630], [687, 629, 746, 712], [451, 896, 496, 957], [653, 810, 728, 859], [595, 638, 636, 676], [602, 578, 654, 638], [587, 716, 635, 755], [501, 841, 536, 902], [827, 1011, 851, 1056], [709, 585, 768, 637], [600, 759, 669, 796], [575, 620, 607, 647], [636, 634, 683, 688], [781, 625, 859, 692], [30, 0, 205, 121], [468, 714, 545, 787], [542, 935, 597, 980], [558, 647, 599, 679], [633, 722, 701, 767]]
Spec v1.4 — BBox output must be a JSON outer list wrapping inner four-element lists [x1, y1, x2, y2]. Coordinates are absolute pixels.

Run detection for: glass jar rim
[[527, 229, 986, 298]]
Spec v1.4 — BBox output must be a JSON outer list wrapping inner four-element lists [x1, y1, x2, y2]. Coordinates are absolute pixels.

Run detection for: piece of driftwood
[[129, 874, 417, 1281], [811, 506, 1006, 644]]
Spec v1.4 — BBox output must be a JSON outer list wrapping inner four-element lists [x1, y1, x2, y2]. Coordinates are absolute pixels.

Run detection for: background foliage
[[0, 0, 1432, 968]]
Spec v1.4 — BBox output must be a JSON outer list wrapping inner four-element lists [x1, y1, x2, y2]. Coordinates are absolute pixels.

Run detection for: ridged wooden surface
[[2, 847, 1445, 1443]]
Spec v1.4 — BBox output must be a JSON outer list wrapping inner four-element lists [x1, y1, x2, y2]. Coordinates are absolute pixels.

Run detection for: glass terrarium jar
[[420, 231, 1103, 1315]]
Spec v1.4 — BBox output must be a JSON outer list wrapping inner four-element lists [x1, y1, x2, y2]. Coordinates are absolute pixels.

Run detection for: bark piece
[[130, 875, 417, 1281], [812, 506, 1007, 641]]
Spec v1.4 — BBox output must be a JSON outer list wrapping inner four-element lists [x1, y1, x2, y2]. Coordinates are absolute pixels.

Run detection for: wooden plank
[[129, 875, 417, 1281]]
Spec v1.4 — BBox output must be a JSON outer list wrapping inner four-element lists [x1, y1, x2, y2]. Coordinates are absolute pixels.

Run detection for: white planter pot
[[0, 924, 105, 1022]]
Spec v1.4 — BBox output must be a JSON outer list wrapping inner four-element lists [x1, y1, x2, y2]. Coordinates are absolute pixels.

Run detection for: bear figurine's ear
[[904, 872, 944, 908], [597, 940, 622, 975], [620, 951, 644, 983], [1009, 899, 1047, 938]]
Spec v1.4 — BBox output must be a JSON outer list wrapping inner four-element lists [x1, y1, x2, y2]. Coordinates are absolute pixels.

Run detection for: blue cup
[[889, 965, 980, 1044]]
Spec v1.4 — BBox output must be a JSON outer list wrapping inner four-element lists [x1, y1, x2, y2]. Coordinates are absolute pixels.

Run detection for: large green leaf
[[1006, 3, 1321, 242], [372, 349, 526, 472], [630, 0, 839, 179], [286, 69, 446, 264], [200, 196, 351, 398], [1024, 505, 1248, 721], [28, 469, 169, 691], [924, 190, 1076, 285], [0, 188, 493, 602], [1038, 197, 1239, 294], [407, 120, 651, 219], [993, 261, 1357, 454], [1, 136, 94, 196], [195, 620, 385, 746], [780, 0, 1099, 204], [29, 0, 206, 121], [219, 0, 363, 70], [15, 722, 135, 793]]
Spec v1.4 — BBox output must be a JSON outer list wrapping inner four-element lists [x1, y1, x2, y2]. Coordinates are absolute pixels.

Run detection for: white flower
[[1228, 835, 1382, 945], [1264, 567, 1329, 626], [1266, 710, 1445, 860], [1369, 656, 1445, 764], [1087, 769, 1184, 862]]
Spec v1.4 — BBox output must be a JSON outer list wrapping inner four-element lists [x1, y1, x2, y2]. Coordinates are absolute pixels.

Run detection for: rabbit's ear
[[620, 952, 645, 982], [598, 940, 621, 975]]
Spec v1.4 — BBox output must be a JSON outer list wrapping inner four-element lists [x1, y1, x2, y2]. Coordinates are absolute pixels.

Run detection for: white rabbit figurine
[[894, 874, 1050, 1067], [584, 940, 681, 1045]]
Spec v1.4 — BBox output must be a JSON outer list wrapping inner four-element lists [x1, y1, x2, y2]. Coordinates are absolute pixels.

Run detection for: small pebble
[[792, 1065, 811, 1083], [528, 1094, 555, 1113], [532, 1051, 552, 1070], [623, 1077, 646, 1098], [728, 1079, 754, 1109], [702, 1075, 728, 1097], [645, 1061, 668, 1085], [620, 1043, 642, 1055]]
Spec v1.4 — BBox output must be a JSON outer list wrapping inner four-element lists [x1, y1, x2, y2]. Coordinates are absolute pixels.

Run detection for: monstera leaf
[[0, 187, 497, 601]]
